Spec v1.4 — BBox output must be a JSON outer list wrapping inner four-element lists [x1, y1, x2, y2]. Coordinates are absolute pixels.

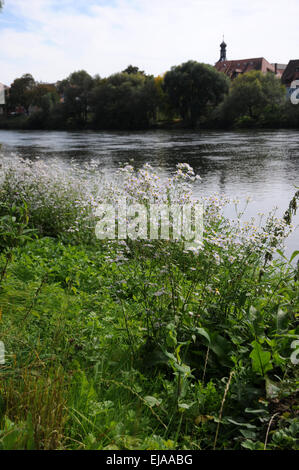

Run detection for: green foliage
[[280, 100, 299, 128], [59, 70, 94, 125], [91, 72, 159, 129], [122, 65, 145, 75], [2, 64, 299, 130], [0, 416, 35, 450], [8, 74, 35, 113], [217, 71, 286, 128], [163, 61, 230, 127], [0, 231, 298, 449], [250, 341, 273, 377], [0, 161, 298, 450]]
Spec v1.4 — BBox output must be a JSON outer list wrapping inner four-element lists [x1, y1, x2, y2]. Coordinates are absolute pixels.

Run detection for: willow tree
[[163, 61, 229, 127]]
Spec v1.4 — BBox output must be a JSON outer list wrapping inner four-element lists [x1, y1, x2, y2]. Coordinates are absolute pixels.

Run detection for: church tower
[[219, 37, 227, 62]]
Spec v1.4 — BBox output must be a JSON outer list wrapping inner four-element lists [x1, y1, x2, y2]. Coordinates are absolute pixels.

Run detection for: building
[[0, 82, 9, 114], [271, 63, 287, 78], [281, 60, 299, 95], [214, 40, 285, 79], [215, 57, 276, 79]]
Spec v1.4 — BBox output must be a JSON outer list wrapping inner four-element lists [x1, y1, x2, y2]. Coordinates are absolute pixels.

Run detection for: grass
[[0, 156, 298, 450]]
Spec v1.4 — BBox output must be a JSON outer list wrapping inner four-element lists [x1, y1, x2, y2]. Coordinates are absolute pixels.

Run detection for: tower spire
[[219, 36, 227, 62]]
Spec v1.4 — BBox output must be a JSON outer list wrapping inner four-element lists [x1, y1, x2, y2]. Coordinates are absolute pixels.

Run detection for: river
[[0, 129, 298, 257]]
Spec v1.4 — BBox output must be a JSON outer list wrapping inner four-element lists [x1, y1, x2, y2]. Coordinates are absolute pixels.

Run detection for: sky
[[0, 0, 298, 85]]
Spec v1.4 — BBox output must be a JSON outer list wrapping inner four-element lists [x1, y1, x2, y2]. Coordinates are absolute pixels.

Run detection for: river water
[[0, 129, 298, 257]]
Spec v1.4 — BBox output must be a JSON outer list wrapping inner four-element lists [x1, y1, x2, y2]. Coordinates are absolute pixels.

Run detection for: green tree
[[26, 83, 60, 129], [154, 75, 175, 121], [122, 65, 145, 75], [31, 83, 59, 111], [220, 71, 285, 126], [57, 70, 94, 125], [91, 72, 159, 129], [163, 61, 229, 127], [8, 74, 36, 113]]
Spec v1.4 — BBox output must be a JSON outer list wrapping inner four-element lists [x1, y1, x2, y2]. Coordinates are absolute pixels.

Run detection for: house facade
[[0, 82, 9, 114]]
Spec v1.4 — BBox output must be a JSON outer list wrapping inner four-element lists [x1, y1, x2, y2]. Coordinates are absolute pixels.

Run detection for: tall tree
[[163, 61, 229, 127], [91, 72, 158, 129], [57, 70, 94, 124], [8, 74, 35, 113]]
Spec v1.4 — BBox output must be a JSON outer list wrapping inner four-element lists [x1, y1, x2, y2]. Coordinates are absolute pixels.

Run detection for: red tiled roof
[[215, 57, 275, 78]]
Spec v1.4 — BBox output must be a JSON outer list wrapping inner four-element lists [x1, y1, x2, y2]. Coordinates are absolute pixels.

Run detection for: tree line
[[1, 61, 298, 130]]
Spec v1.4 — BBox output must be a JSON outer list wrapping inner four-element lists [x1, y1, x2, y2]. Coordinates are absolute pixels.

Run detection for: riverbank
[[0, 157, 298, 450], [1, 115, 298, 132]]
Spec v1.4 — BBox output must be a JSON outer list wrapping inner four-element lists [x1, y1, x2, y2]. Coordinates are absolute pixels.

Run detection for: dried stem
[[264, 412, 279, 450], [213, 370, 234, 450]]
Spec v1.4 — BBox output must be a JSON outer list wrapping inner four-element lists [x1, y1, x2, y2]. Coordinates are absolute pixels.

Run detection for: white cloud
[[0, 0, 298, 85]]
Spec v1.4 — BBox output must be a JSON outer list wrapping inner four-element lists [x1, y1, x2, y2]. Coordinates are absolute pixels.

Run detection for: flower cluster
[[0, 153, 292, 259]]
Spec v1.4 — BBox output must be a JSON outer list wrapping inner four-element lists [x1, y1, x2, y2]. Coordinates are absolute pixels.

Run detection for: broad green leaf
[[194, 327, 210, 344], [240, 429, 257, 439], [226, 418, 257, 429], [250, 340, 273, 376], [241, 440, 264, 450]]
